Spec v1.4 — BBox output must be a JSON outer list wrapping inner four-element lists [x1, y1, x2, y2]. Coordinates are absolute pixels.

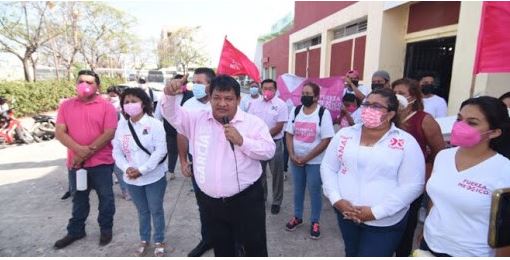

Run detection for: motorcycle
[[31, 114, 56, 141], [0, 109, 35, 145]]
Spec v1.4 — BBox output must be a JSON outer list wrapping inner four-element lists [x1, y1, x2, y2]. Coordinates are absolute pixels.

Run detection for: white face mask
[[395, 94, 408, 109]]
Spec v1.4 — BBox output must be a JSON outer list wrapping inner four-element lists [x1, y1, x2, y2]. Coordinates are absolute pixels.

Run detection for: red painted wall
[[330, 39, 353, 77], [262, 1, 354, 79], [262, 31, 291, 79], [294, 2, 356, 32], [407, 1, 461, 33], [353, 36, 366, 80]]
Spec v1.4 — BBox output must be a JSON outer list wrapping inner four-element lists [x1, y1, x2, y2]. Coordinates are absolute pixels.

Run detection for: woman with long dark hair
[[421, 96, 510, 256]]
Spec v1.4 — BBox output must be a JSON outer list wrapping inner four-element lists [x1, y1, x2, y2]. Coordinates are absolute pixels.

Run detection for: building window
[[333, 19, 367, 40], [271, 66, 277, 79], [295, 35, 322, 51]]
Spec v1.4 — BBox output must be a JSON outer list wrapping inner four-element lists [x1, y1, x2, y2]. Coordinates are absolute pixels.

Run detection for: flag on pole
[[217, 37, 261, 82], [473, 2, 510, 74]]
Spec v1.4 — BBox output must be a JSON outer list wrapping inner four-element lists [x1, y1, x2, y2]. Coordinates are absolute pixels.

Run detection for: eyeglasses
[[360, 102, 388, 110]]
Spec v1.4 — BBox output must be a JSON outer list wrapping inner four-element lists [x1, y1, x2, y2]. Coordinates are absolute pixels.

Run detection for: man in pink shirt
[[247, 79, 289, 215], [53, 70, 118, 249], [162, 74, 275, 257]]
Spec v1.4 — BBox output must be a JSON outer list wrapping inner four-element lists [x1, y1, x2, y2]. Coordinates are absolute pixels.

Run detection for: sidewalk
[[0, 139, 344, 257]]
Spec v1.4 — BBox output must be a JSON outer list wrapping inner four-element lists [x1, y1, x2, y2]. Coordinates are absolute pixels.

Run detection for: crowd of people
[[50, 68, 510, 257]]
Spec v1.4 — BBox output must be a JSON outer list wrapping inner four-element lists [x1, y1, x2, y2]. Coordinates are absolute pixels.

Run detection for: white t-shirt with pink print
[[286, 105, 335, 164]]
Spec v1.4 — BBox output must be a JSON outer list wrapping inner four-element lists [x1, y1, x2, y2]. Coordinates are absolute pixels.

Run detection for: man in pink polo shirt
[[162, 74, 275, 257], [53, 70, 118, 249]]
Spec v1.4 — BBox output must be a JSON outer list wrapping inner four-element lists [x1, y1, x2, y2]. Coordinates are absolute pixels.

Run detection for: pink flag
[[276, 74, 344, 120], [473, 2, 510, 74], [217, 38, 261, 82]]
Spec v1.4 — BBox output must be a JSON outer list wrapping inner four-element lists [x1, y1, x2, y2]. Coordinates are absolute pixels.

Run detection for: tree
[[157, 26, 209, 73], [40, 1, 82, 80], [78, 2, 136, 71], [0, 2, 63, 81]]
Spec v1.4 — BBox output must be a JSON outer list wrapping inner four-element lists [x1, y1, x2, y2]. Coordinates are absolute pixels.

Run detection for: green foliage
[[0, 78, 122, 117]]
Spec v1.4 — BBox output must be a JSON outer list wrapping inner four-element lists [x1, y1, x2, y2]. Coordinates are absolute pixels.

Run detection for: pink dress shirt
[[161, 94, 275, 198], [56, 95, 118, 169]]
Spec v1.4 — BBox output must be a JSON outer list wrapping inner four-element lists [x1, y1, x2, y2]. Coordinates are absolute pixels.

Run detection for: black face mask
[[301, 96, 314, 107], [371, 83, 385, 91], [351, 80, 359, 87], [421, 84, 435, 95]]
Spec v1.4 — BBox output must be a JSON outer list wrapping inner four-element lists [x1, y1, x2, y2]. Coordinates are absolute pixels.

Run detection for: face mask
[[346, 105, 357, 113], [76, 82, 95, 98], [421, 84, 434, 95], [123, 102, 143, 117], [249, 87, 259, 96], [110, 96, 119, 103], [351, 80, 359, 87], [361, 107, 386, 128], [192, 84, 207, 99], [395, 94, 409, 109], [301, 96, 314, 107], [371, 83, 385, 91], [450, 121, 491, 148], [263, 90, 275, 101]]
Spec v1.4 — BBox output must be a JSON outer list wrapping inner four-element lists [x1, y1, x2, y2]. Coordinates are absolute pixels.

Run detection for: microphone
[[222, 116, 235, 151]]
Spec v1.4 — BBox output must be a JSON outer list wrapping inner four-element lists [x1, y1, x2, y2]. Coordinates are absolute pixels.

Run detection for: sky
[[107, 0, 295, 68]]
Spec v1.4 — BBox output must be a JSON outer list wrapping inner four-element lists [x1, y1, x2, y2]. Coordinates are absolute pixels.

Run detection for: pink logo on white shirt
[[294, 121, 317, 143], [458, 179, 490, 195], [389, 138, 405, 150]]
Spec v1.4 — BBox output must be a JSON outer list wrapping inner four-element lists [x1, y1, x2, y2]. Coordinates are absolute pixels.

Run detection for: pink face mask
[[123, 102, 143, 117], [263, 90, 275, 101], [361, 107, 385, 128], [450, 121, 491, 148], [346, 105, 357, 113], [76, 82, 95, 98]]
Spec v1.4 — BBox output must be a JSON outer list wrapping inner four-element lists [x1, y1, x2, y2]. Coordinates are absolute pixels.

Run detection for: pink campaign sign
[[276, 74, 344, 121]]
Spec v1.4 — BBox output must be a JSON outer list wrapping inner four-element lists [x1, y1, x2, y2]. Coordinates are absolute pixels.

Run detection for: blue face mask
[[192, 83, 207, 99], [249, 87, 259, 96]]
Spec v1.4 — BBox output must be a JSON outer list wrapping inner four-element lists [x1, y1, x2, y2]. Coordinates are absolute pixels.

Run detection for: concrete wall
[[449, 1, 483, 115]]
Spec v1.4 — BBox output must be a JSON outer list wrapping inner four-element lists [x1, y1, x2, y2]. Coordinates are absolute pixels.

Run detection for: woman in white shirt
[[321, 88, 425, 256], [284, 82, 335, 240], [421, 96, 510, 257], [112, 88, 168, 256]]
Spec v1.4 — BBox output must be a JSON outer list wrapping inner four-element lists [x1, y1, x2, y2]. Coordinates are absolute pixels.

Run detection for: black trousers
[[196, 178, 268, 257], [396, 194, 423, 257], [165, 134, 178, 173]]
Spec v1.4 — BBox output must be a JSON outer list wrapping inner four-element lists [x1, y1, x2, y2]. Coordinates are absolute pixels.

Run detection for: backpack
[[292, 105, 326, 126]]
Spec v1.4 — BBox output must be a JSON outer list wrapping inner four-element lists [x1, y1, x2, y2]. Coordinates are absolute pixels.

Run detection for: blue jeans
[[67, 164, 115, 237], [112, 164, 127, 193], [336, 209, 408, 256], [290, 162, 322, 223], [127, 176, 167, 243]]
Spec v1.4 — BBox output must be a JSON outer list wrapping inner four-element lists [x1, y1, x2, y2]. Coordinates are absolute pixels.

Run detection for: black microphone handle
[[222, 116, 235, 151]]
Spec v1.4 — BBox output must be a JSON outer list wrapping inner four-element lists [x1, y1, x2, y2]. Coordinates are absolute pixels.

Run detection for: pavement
[[0, 138, 345, 257]]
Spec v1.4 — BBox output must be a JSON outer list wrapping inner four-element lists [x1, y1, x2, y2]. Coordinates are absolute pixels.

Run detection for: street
[[0, 139, 344, 257]]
